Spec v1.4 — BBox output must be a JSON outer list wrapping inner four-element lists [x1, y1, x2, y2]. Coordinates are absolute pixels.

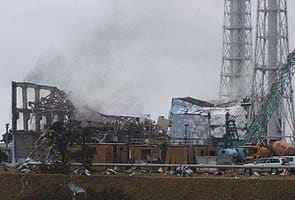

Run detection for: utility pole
[[184, 124, 189, 145]]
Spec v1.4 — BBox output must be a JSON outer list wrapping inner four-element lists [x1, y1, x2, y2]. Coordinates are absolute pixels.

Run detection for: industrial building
[[3, 1, 295, 200], [168, 97, 246, 145], [1, 0, 295, 171]]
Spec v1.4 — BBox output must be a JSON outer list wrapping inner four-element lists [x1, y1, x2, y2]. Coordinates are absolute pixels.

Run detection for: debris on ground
[[164, 170, 174, 176], [138, 169, 147, 174], [72, 168, 91, 176], [105, 168, 118, 175], [158, 167, 164, 173], [17, 164, 31, 174], [176, 165, 193, 177], [68, 182, 87, 200], [214, 171, 225, 176], [261, 172, 270, 176], [279, 170, 289, 176], [128, 172, 136, 177], [253, 172, 260, 177]]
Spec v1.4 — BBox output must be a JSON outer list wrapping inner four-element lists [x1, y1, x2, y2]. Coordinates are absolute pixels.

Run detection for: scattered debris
[[17, 163, 31, 174], [72, 168, 91, 176], [261, 172, 270, 176], [158, 167, 164, 173], [105, 168, 118, 175], [164, 170, 174, 176], [279, 170, 289, 176], [214, 171, 225, 176], [253, 172, 260, 177], [68, 182, 87, 200], [104, 171, 111, 175], [128, 172, 136, 177], [176, 165, 193, 177], [138, 169, 147, 174], [125, 169, 133, 174]]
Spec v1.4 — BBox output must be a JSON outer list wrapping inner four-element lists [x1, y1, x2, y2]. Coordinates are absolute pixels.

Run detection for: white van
[[243, 157, 289, 174]]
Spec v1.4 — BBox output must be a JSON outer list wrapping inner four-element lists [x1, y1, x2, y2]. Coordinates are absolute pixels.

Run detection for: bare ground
[[1, 174, 295, 200]]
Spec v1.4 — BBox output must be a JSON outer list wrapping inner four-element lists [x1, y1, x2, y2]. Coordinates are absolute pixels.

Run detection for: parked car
[[282, 156, 295, 172], [283, 156, 295, 166], [243, 157, 289, 175]]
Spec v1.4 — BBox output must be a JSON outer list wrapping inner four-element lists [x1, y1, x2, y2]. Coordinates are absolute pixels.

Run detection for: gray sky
[[1, 0, 295, 132]]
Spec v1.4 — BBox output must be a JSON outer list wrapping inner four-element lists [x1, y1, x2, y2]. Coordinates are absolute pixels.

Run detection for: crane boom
[[245, 51, 295, 144]]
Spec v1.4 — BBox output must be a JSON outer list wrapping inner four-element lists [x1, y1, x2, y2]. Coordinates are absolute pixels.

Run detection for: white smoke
[[24, 0, 222, 118]]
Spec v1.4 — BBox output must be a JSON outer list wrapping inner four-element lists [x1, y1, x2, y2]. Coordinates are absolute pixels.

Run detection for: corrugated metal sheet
[[169, 98, 246, 144], [169, 114, 209, 145]]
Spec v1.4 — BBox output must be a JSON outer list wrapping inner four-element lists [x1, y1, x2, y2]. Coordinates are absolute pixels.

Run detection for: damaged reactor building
[[4, 81, 247, 165], [5, 81, 168, 164], [168, 97, 247, 145]]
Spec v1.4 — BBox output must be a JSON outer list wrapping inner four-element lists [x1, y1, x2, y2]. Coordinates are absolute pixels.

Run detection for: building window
[[209, 151, 216, 156], [201, 150, 204, 156]]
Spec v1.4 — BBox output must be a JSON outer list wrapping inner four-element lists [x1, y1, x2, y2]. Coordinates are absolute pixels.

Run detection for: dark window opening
[[201, 150, 204, 156], [209, 151, 216, 156], [141, 149, 151, 161]]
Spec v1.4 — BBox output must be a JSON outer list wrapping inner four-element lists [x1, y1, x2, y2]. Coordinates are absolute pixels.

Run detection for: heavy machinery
[[271, 141, 295, 156], [217, 148, 246, 165], [238, 145, 271, 162], [245, 51, 295, 144], [218, 141, 295, 164], [218, 51, 295, 163], [241, 51, 295, 161]]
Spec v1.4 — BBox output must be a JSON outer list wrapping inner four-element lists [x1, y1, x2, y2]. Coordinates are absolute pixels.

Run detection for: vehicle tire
[[244, 168, 252, 175], [271, 168, 278, 175]]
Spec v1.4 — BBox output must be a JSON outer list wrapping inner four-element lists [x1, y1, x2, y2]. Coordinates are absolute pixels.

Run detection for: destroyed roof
[[75, 105, 140, 125], [170, 97, 212, 116], [177, 97, 215, 107], [169, 97, 247, 139]]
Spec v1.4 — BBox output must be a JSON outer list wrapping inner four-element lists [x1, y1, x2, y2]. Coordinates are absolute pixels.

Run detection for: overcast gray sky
[[1, 0, 295, 132]]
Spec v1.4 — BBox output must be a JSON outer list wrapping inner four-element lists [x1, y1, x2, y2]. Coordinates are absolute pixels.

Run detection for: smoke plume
[[24, 1, 221, 118]]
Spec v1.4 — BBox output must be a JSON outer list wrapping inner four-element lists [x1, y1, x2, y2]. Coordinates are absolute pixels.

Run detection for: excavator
[[218, 51, 295, 164]]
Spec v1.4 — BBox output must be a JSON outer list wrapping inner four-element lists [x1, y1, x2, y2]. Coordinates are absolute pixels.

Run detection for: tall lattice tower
[[251, 0, 294, 139], [220, 0, 252, 101]]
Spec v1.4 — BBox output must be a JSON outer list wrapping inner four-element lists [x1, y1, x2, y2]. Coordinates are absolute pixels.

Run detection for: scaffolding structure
[[220, 0, 252, 101]]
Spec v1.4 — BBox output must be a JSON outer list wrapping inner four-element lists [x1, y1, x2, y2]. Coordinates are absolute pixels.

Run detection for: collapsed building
[[2, 81, 248, 168], [7, 81, 168, 164], [9, 81, 75, 163], [3, 81, 221, 167]]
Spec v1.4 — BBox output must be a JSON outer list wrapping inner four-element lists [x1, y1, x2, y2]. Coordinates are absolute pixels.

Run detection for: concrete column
[[11, 82, 17, 132], [230, 0, 247, 99], [35, 87, 41, 132], [11, 82, 17, 165], [22, 86, 29, 131], [267, 0, 281, 137]]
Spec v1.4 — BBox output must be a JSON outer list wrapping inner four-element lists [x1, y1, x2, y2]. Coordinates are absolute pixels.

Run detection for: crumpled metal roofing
[[169, 97, 246, 142]]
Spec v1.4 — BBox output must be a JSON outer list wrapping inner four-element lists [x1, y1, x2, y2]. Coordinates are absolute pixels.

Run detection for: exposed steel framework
[[220, 0, 252, 101], [250, 0, 295, 140]]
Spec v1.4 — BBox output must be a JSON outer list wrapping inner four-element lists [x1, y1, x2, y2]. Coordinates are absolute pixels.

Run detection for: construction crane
[[245, 51, 295, 144]]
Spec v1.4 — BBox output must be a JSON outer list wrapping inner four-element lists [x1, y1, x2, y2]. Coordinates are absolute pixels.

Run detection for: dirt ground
[[1, 173, 295, 200]]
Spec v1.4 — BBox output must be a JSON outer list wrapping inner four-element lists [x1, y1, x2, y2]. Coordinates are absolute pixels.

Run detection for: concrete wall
[[14, 131, 37, 163]]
